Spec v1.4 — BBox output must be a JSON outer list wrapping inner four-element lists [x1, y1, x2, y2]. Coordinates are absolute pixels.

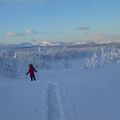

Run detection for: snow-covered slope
[[0, 41, 120, 120], [0, 63, 120, 120]]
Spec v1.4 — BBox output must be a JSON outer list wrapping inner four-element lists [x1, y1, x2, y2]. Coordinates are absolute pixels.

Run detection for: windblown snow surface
[[0, 42, 120, 120]]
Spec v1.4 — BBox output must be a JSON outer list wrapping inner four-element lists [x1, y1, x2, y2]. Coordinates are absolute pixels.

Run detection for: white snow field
[[0, 42, 120, 120], [0, 63, 120, 120]]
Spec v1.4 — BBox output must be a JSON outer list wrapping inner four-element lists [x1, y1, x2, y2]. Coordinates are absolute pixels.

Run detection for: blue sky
[[0, 0, 120, 44]]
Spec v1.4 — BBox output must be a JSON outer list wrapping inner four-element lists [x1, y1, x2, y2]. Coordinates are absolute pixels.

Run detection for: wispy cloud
[[24, 28, 37, 35], [6, 32, 18, 37], [5, 28, 38, 37], [77, 26, 91, 30]]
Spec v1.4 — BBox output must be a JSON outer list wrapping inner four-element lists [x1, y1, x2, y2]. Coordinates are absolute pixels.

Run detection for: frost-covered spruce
[[47, 82, 65, 120]]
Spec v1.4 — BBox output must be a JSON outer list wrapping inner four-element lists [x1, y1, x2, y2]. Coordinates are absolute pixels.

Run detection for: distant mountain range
[[1, 40, 120, 49]]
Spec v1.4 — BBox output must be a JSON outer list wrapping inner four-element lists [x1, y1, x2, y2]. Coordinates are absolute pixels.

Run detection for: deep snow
[[0, 63, 120, 120], [1, 42, 120, 120]]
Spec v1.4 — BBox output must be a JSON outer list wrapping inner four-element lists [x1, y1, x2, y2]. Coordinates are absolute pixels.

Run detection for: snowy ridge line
[[1, 40, 120, 48]]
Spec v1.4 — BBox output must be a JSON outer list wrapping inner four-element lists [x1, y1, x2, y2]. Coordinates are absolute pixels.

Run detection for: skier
[[26, 64, 37, 81]]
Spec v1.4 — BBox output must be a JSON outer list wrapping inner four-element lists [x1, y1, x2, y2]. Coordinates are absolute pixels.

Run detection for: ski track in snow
[[47, 82, 65, 120]]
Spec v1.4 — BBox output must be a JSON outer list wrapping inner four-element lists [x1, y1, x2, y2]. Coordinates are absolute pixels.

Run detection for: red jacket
[[27, 65, 37, 76]]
